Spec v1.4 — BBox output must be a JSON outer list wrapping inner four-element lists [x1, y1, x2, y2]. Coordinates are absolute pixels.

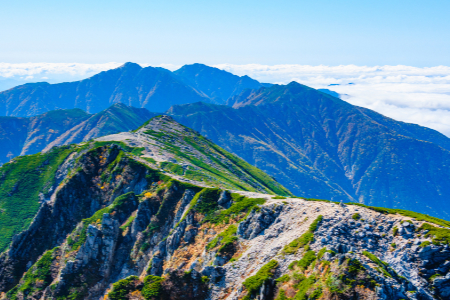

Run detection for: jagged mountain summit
[[0, 103, 157, 165], [1, 114, 450, 300], [169, 82, 450, 219], [0, 63, 267, 117]]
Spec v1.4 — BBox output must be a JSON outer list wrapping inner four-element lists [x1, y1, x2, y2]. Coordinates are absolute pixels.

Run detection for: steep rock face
[[168, 83, 450, 219], [0, 103, 156, 165], [203, 199, 450, 300], [0, 144, 149, 293]]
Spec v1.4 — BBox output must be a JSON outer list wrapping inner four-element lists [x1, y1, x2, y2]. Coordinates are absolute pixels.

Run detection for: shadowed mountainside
[[169, 82, 450, 219]]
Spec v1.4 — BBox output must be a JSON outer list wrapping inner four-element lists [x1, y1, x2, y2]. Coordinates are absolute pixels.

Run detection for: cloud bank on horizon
[[1, 62, 450, 137]]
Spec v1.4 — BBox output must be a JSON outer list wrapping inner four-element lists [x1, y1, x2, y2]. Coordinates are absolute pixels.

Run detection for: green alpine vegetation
[[283, 215, 323, 254], [274, 247, 376, 300], [204, 193, 266, 224], [6, 247, 59, 299], [96, 115, 291, 196], [419, 223, 450, 246], [0, 146, 74, 252], [206, 225, 238, 253], [242, 260, 279, 300], [107, 275, 164, 300]]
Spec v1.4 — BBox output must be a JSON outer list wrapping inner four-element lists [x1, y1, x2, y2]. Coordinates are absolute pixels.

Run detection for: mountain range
[[0, 63, 268, 117], [1, 62, 450, 221]]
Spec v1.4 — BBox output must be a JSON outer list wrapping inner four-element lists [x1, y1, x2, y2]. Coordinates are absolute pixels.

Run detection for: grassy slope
[[0, 146, 74, 252], [141, 116, 292, 196]]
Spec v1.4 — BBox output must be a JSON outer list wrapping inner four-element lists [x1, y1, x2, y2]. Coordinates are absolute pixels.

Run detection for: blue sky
[[1, 0, 449, 66]]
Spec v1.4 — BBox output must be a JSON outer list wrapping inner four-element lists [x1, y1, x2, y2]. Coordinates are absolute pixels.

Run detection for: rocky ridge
[[208, 199, 450, 300], [173, 63, 270, 104], [1, 117, 450, 300], [3, 179, 450, 299]]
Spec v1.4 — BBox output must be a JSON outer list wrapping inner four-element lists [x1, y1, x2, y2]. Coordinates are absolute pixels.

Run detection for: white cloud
[[214, 64, 450, 137], [0, 62, 123, 79], [1, 62, 450, 137]]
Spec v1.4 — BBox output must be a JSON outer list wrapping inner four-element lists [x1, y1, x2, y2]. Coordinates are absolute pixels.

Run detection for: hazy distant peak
[[174, 63, 266, 104], [119, 62, 142, 70], [108, 102, 129, 109]]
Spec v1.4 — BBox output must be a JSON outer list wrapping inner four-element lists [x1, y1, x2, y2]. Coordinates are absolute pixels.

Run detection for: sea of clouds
[[1, 62, 450, 136]]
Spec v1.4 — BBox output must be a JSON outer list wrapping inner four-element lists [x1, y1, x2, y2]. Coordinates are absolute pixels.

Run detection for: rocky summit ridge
[[0, 116, 450, 300]]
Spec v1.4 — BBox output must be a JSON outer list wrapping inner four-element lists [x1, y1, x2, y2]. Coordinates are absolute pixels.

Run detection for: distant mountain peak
[[228, 81, 331, 108], [179, 63, 217, 69], [174, 64, 266, 104], [0, 62, 269, 116], [108, 102, 129, 109], [285, 81, 313, 91], [119, 62, 142, 69]]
